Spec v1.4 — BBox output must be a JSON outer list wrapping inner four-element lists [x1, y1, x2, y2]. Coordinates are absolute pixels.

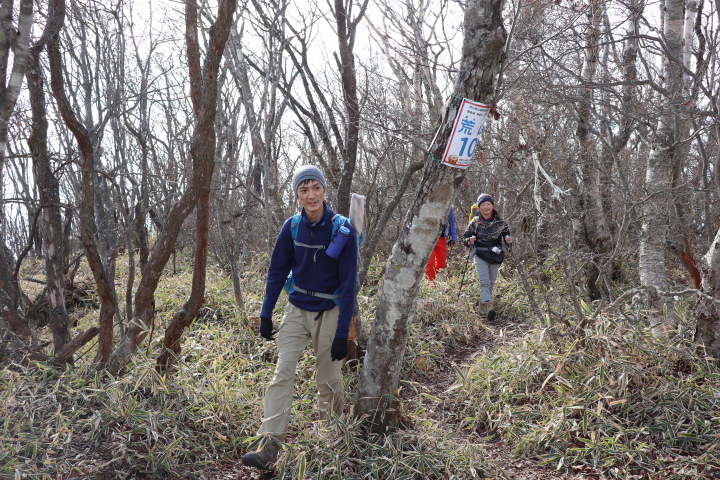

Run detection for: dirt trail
[[414, 312, 594, 480]]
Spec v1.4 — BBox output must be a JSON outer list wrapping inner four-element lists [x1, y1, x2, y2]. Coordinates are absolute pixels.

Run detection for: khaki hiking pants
[[258, 303, 344, 441]]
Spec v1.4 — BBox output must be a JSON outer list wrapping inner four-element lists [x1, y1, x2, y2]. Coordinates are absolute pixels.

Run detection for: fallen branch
[[588, 285, 720, 324], [53, 326, 99, 364]]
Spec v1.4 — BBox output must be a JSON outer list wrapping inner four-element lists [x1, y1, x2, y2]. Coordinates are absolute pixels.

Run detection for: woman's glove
[[259, 317, 274, 340], [331, 337, 348, 361]]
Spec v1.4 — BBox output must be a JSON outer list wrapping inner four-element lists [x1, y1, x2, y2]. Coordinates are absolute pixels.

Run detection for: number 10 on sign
[[441, 98, 490, 169]]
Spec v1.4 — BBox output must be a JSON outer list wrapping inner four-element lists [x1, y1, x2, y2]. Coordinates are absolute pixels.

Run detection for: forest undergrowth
[[2, 250, 720, 479]]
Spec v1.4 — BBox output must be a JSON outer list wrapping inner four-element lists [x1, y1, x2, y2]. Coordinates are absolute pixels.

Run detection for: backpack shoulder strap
[[472, 216, 482, 236], [330, 214, 349, 238], [290, 213, 302, 243]]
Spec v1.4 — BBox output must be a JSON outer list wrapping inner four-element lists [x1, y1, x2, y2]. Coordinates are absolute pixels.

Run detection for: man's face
[[297, 179, 325, 218]]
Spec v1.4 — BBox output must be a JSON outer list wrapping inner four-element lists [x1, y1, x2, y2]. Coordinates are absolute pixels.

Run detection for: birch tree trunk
[[638, 0, 684, 323], [667, 1, 705, 287], [0, 0, 33, 173], [574, 0, 611, 301], [0, 0, 37, 360], [681, 0, 698, 97], [355, 0, 507, 431], [694, 227, 720, 356]]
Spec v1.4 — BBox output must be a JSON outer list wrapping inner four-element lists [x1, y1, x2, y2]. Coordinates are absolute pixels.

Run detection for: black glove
[[330, 337, 348, 361], [447, 239, 456, 247], [259, 317, 274, 340]]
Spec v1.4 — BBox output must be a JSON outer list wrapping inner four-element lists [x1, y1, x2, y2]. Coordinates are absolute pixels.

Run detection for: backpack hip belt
[[290, 282, 341, 300]]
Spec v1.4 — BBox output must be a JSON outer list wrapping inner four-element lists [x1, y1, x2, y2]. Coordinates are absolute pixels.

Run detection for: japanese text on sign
[[441, 98, 490, 169]]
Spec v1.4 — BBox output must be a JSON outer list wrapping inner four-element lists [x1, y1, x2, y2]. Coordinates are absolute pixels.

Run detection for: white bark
[[639, 0, 684, 316], [694, 227, 720, 355], [356, 0, 507, 431], [0, 0, 33, 240], [0, 0, 33, 127], [701, 230, 720, 296], [681, 0, 697, 96], [0, 0, 35, 352]]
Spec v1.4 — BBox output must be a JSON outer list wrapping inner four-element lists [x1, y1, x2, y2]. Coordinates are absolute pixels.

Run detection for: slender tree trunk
[[26, 32, 72, 355], [157, 191, 210, 370], [0, 0, 33, 158], [597, 0, 640, 286], [667, 0, 706, 287], [334, 0, 367, 215], [47, 0, 117, 366], [229, 29, 277, 256], [0, 0, 36, 361], [108, 0, 237, 375], [157, 0, 237, 372], [355, 0, 507, 432], [681, 0, 698, 97], [638, 0, 684, 322], [574, 0, 611, 301]]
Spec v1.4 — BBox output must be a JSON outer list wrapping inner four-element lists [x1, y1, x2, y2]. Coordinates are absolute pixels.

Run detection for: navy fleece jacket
[[260, 203, 358, 339]]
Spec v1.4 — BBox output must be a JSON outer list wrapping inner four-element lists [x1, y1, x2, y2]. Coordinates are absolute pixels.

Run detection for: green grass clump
[[455, 318, 720, 478]]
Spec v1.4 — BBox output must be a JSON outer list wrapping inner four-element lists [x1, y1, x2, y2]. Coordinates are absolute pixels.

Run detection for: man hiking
[[242, 165, 359, 471]]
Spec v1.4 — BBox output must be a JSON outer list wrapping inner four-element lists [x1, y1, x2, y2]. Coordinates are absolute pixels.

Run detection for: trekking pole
[[456, 245, 474, 301]]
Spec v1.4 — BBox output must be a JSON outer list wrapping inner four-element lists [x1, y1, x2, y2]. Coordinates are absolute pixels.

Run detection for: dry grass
[[4, 250, 719, 479]]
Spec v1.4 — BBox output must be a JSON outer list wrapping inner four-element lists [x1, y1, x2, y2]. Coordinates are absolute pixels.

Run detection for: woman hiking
[[462, 193, 512, 321]]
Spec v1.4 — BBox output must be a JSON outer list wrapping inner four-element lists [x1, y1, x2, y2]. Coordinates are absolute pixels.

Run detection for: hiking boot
[[484, 302, 496, 322], [242, 437, 280, 470]]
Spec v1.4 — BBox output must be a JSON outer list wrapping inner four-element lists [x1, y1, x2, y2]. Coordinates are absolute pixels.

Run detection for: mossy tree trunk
[[355, 0, 507, 432]]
